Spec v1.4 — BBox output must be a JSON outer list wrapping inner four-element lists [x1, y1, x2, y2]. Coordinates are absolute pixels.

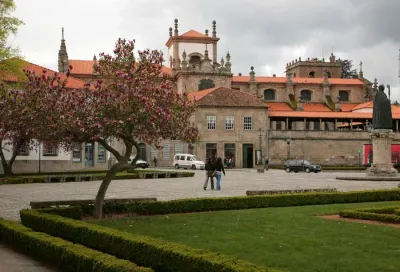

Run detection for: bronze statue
[[372, 85, 392, 129]]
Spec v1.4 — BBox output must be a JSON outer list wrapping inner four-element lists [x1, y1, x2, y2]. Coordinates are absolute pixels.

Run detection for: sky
[[9, 0, 400, 101]]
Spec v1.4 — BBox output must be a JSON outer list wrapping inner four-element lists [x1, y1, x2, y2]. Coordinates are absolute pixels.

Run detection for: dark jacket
[[215, 163, 225, 175], [205, 162, 212, 171]]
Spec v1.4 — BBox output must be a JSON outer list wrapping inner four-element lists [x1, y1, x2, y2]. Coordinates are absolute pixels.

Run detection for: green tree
[[0, 0, 24, 76], [339, 59, 358, 79]]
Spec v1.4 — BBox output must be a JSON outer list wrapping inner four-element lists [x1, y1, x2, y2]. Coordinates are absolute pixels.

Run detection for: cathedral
[[4, 19, 400, 173]]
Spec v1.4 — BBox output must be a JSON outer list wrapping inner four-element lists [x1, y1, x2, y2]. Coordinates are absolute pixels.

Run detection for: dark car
[[129, 157, 149, 169], [284, 159, 321, 173]]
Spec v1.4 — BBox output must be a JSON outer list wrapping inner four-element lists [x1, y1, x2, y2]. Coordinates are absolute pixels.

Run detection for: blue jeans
[[216, 172, 222, 190]]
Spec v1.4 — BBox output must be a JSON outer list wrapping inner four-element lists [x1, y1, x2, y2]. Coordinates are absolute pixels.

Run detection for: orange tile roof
[[340, 103, 359, 112], [232, 76, 364, 85], [351, 101, 373, 111], [180, 30, 209, 38], [302, 103, 332, 112], [68, 59, 172, 75], [2, 59, 88, 89], [265, 102, 293, 111], [190, 87, 267, 108], [188, 87, 220, 101]]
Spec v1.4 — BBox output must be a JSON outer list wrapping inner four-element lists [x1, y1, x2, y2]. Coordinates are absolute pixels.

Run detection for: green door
[[242, 144, 254, 168]]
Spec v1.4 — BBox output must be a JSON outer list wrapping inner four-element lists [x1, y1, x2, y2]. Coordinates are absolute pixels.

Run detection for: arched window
[[308, 71, 315, 78], [300, 90, 312, 101], [264, 89, 276, 100], [189, 55, 201, 66], [198, 79, 215, 90], [339, 91, 349, 102], [326, 71, 332, 78]]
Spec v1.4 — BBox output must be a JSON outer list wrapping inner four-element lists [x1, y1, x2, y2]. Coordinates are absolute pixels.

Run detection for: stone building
[[5, 18, 400, 173]]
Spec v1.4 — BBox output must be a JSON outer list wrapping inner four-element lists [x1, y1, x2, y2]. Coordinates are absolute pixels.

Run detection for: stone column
[[367, 129, 398, 176]]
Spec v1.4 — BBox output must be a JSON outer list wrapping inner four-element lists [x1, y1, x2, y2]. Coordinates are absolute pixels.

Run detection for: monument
[[367, 84, 398, 176]]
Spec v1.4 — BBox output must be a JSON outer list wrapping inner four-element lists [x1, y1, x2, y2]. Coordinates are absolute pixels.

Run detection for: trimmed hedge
[[20, 210, 277, 272], [270, 165, 367, 171], [70, 189, 400, 217], [339, 206, 400, 224], [0, 171, 194, 185], [39, 206, 83, 220], [0, 218, 152, 272]]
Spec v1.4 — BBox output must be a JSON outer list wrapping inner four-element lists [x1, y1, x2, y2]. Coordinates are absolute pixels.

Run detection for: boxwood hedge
[[339, 206, 400, 224], [0, 218, 152, 272]]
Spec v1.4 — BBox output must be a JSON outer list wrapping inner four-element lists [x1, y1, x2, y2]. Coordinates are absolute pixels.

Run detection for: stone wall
[[268, 130, 400, 165], [176, 73, 232, 93]]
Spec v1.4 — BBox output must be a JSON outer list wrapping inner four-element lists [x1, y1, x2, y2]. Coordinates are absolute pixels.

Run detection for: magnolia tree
[[26, 39, 198, 218], [0, 80, 52, 176]]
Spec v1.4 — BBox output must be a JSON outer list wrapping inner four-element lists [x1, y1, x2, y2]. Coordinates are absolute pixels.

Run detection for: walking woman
[[203, 158, 215, 190], [214, 157, 225, 191]]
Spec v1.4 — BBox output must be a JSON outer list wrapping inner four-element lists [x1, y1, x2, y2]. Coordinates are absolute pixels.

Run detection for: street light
[[286, 137, 291, 160]]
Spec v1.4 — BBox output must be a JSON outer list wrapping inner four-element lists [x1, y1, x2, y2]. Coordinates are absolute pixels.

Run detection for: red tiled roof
[[265, 102, 293, 111], [188, 87, 220, 101], [340, 103, 359, 112], [351, 101, 373, 111], [232, 76, 364, 85], [190, 87, 267, 108], [2, 59, 88, 89], [302, 103, 332, 112], [180, 30, 209, 38], [68, 60, 172, 75]]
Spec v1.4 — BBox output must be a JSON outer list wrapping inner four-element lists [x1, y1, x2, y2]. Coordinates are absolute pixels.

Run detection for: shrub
[[20, 210, 277, 272], [39, 206, 83, 220], [73, 189, 400, 217], [339, 206, 400, 224], [0, 218, 152, 272]]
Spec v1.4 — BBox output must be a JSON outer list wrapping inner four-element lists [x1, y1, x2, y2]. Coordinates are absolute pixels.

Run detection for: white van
[[173, 154, 205, 170]]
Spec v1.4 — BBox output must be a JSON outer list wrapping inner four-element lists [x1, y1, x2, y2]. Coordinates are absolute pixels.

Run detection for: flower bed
[[339, 206, 400, 224]]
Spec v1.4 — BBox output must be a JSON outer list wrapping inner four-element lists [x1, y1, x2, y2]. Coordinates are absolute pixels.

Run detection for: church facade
[[4, 18, 400, 174]]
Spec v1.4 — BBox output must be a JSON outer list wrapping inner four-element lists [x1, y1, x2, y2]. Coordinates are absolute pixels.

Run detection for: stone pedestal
[[367, 129, 398, 176]]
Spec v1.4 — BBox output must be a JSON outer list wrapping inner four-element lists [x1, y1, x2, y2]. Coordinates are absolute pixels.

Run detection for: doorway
[[242, 144, 254, 168], [139, 143, 147, 161], [85, 142, 94, 167]]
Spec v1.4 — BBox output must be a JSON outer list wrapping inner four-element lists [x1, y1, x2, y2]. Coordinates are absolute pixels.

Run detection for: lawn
[[92, 201, 400, 272]]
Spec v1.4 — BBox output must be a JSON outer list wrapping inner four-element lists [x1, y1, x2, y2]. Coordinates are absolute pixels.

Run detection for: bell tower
[[58, 27, 69, 73]]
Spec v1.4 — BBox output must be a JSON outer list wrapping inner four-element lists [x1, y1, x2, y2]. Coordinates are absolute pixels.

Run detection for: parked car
[[173, 154, 205, 170], [284, 159, 321, 173], [128, 157, 149, 169]]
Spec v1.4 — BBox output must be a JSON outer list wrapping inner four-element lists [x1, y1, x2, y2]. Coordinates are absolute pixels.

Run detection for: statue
[[372, 85, 392, 129]]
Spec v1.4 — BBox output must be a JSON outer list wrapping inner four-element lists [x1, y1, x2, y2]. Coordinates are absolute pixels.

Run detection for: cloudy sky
[[9, 0, 400, 100]]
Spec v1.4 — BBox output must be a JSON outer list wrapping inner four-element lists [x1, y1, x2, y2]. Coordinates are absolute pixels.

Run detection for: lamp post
[[286, 137, 291, 160], [257, 128, 264, 173]]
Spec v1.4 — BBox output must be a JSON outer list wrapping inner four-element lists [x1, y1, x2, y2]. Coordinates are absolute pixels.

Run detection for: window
[[97, 145, 106, 163], [231, 87, 240, 90], [43, 143, 58, 156], [327, 71, 332, 78], [293, 73, 297, 78], [339, 91, 349, 102], [72, 143, 82, 162], [198, 79, 215, 90], [243, 116, 252, 130], [207, 116, 216, 130], [264, 89, 276, 100], [314, 121, 320, 130], [150, 146, 158, 160], [276, 121, 282, 130], [189, 55, 201, 66], [206, 143, 217, 160], [225, 116, 234, 130], [324, 122, 330, 131], [288, 120, 293, 130], [300, 90, 312, 101], [306, 120, 310, 130], [308, 71, 315, 78], [162, 144, 170, 159], [17, 141, 29, 156], [174, 142, 183, 154]]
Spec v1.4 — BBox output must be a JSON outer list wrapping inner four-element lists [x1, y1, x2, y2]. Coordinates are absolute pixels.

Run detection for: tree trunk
[[94, 163, 122, 218], [0, 141, 13, 177]]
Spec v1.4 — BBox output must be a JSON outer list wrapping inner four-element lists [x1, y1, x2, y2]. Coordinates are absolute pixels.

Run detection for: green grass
[[93, 201, 400, 272]]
